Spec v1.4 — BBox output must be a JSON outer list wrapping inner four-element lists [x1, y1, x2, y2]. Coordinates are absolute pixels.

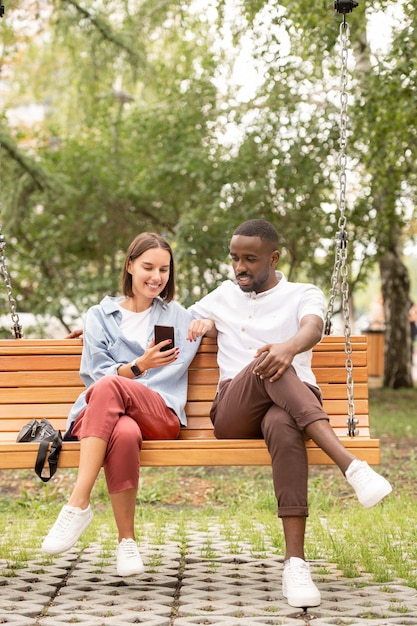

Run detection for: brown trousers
[[210, 359, 328, 518]]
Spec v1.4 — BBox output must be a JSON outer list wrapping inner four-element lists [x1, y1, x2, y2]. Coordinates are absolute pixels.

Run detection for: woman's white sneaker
[[282, 557, 321, 608], [116, 538, 145, 577], [42, 504, 93, 554], [346, 459, 392, 508]]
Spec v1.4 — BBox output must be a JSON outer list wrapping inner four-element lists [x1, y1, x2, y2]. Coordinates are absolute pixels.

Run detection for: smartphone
[[154, 325, 175, 352]]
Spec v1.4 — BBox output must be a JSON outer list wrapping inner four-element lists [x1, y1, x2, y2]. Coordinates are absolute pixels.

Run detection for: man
[[187, 218, 392, 609]]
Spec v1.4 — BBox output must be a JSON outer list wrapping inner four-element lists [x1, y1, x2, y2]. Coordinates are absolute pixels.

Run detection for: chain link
[[324, 22, 358, 437]]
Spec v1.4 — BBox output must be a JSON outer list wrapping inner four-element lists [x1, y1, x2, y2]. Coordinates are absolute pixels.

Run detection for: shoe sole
[[117, 565, 145, 577], [282, 587, 321, 607], [282, 582, 321, 608], [41, 512, 93, 555], [285, 595, 321, 608], [362, 483, 392, 508]]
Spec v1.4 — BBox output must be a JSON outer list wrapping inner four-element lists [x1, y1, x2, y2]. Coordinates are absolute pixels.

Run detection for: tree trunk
[[379, 249, 413, 388]]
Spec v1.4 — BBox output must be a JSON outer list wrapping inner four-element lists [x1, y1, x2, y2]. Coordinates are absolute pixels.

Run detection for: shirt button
[[241, 327, 246, 332]]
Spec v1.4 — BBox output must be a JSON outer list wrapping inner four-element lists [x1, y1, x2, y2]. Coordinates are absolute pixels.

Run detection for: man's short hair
[[233, 219, 279, 247]]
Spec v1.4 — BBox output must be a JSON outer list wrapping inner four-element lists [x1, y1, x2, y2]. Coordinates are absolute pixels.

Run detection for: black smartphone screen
[[154, 325, 175, 351]]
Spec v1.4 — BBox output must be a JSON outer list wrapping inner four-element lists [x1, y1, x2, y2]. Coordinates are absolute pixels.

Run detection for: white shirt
[[189, 272, 325, 386], [118, 304, 151, 347]]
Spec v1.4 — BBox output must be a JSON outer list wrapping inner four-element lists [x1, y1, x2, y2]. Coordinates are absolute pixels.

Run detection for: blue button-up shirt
[[67, 295, 201, 429]]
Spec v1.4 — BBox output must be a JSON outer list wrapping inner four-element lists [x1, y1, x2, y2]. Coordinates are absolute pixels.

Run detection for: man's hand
[[253, 314, 323, 382], [187, 319, 217, 341], [66, 329, 83, 339], [253, 341, 296, 382]]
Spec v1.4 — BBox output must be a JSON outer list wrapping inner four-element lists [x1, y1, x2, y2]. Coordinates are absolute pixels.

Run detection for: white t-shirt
[[189, 272, 325, 386], [118, 305, 151, 348]]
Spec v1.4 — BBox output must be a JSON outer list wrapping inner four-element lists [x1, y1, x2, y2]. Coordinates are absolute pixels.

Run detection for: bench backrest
[[0, 335, 369, 442]]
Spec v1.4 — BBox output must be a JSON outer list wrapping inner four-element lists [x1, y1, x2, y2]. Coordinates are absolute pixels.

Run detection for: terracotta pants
[[210, 359, 328, 518], [71, 375, 180, 493]]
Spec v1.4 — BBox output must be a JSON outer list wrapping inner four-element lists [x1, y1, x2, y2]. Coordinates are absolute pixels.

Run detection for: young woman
[[42, 233, 201, 577]]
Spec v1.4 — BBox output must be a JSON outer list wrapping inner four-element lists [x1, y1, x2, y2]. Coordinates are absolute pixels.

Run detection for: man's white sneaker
[[42, 504, 93, 555], [346, 459, 392, 508], [116, 538, 145, 577], [282, 557, 321, 608]]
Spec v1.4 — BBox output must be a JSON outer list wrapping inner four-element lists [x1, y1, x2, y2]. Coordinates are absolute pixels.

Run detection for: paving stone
[[0, 615, 36, 625]]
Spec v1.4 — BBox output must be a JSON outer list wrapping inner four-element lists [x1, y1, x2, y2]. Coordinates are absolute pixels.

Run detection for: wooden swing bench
[[0, 335, 380, 471]]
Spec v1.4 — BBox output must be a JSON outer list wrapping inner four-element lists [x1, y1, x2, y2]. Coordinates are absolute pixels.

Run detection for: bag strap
[[34, 432, 62, 483]]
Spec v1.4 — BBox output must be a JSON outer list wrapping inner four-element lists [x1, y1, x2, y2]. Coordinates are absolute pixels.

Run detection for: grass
[[368, 387, 417, 440], [0, 386, 416, 589]]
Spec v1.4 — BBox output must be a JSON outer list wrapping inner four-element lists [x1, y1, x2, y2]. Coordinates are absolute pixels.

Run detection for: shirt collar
[[100, 295, 169, 314]]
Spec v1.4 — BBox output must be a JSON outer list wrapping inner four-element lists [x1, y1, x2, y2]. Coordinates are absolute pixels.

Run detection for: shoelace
[[120, 540, 139, 559], [53, 509, 77, 536], [350, 463, 371, 488], [286, 562, 311, 586]]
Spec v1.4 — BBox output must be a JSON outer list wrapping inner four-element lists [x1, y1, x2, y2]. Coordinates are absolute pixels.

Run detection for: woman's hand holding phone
[[154, 325, 175, 352]]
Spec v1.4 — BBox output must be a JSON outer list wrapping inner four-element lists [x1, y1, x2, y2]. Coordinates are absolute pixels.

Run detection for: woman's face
[[128, 247, 171, 301]]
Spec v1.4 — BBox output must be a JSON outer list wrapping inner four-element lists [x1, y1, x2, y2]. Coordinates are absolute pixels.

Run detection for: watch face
[[131, 363, 141, 376]]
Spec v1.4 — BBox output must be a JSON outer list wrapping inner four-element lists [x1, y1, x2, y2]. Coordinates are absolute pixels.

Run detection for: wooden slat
[[0, 339, 83, 355], [0, 387, 85, 404], [312, 352, 366, 367], [0, 404, 74, 419], [313, 335, 366, 347], [0, 355, 82, 371], [314, 368, 368, 383], [320, 382, 368, 399], [181, 412, 370, 432], [188, 366, 369, 386], [0, 371, 83, 387], [188, 369, 220, 385]]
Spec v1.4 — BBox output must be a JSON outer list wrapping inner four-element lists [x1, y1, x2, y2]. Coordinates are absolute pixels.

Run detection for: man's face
[[229, 235, 279, 294]]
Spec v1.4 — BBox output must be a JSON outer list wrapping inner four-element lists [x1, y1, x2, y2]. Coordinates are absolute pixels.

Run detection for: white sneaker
[[42, 504, 93, 555], [282, 557, 321, 608], [346, 459, 392, 508], [116, 538, 145, 577]]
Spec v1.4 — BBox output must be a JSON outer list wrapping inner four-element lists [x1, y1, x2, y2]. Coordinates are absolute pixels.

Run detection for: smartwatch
[[130, 360, 142, 377]]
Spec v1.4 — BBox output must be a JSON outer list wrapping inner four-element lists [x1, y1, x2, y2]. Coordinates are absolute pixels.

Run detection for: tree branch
[[63, 0, 142, 64], [0, 128, 52, 191]]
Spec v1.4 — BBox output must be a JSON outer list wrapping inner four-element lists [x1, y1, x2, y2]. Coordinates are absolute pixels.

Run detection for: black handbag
[[16, 418, 62, 482]]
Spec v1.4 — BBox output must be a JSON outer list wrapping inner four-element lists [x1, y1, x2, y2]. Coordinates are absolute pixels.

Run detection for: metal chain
[[325, 22, 358, 437], [0, 25, 23, 338], [1, 0, 22, 338], [0, 231, 23, 338]]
